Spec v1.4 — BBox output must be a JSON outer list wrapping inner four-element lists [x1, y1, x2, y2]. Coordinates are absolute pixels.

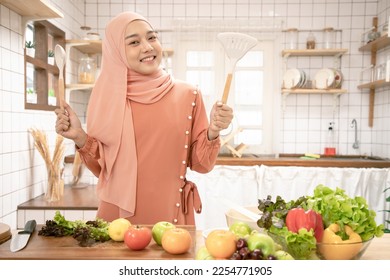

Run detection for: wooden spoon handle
[[58, 77, 64, 110], [221, 73, 233, 104]]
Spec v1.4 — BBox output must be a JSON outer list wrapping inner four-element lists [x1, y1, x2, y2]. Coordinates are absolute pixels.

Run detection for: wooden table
[[0, 225, 196, 260], [0, 225, 389, 260]]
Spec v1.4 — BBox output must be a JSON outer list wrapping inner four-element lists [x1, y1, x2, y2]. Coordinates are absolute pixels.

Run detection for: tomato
[[124, 225, 152, 251], [161, 228, 192, 254], [205, 229, 236, 259]]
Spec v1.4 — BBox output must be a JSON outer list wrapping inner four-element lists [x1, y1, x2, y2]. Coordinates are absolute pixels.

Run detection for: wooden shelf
[[281, 46, 348, 113], [282, 48, 348, 58], [358, 79, 390, 90], [281, 88, 346, 112], [66, 40, 102, 54], [358, 18, 390, 127], [26, 55, 59, 74], [163, 48, 174, 57], [0, 0, 63, 19], [66, 84, 94, 90], [359, 33, 390, 52], [65, 40, 174, 57], [282, 88, 347, 94]]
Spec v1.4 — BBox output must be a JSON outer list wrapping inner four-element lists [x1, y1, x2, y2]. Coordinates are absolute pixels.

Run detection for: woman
[[55, 11, 233, 225]]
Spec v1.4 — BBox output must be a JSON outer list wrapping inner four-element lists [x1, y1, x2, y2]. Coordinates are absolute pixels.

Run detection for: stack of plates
[[283, 68, 307, 89], [314, 68, 343, 89]]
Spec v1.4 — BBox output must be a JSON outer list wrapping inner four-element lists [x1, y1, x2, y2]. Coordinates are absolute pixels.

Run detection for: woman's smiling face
[[124, 20, 162, 74]]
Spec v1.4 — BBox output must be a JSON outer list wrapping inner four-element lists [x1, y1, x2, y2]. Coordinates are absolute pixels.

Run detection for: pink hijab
[[86, 12, 173, 216]]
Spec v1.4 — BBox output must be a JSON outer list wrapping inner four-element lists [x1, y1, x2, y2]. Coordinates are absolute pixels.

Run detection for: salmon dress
[[76, 11, 220, 225], [78, 80, 220, 225]]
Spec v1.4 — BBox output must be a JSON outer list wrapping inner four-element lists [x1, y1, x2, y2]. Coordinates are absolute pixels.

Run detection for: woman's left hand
[[208, 101, 234, 140]]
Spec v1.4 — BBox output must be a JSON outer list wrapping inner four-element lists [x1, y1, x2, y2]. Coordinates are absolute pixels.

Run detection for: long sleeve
[[188, 90, 221, 173], [189, 130, 220, 173], [76, 134, 102, 177]]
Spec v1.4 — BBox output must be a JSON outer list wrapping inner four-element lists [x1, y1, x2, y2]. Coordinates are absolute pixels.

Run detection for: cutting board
[[0, 223, 11, 245], [0, 225, 197, 260]]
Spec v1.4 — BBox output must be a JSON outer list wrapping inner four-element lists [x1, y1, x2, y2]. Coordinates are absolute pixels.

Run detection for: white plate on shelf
[[298, 69, 307, 88], [314, 68, 334, 89], [283, 68, 301, 89], [332, 68, 343, 88]]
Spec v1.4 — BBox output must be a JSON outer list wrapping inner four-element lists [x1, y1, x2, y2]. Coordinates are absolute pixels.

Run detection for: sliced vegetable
[[319, 223, 362, 260], [285, 208, 324, 242], [322, 223, 362, 243]]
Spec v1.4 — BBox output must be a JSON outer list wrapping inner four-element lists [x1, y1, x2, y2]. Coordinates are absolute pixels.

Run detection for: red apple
[[124, 225, 152, 251]]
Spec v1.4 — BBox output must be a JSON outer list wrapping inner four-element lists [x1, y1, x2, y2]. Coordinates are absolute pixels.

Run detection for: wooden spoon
[[54, 44, 66, 109]]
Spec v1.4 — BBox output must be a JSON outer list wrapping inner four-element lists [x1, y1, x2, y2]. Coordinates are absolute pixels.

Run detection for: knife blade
[[10, 220, 36, 252]]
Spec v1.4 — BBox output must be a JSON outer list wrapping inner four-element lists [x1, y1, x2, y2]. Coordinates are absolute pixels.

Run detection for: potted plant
[[48, 88, 56, 106], [48, 50, 55, 65], [26, 87, 37, 103], [25, 41, 35, 57]]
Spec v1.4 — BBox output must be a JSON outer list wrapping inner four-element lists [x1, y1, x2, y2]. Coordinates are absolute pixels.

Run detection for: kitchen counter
[[17, 184, 98, 210], [216, 154, 390, 168], [0, 226, 389, 260], [64, 153, 390, 168]]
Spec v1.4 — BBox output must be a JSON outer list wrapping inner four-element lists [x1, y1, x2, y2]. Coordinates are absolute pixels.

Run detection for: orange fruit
[[161, 228, 192, 254], [205, 229, 236, 259]]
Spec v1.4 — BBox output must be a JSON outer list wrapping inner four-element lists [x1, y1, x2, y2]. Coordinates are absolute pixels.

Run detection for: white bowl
[[225, 206, 262, 231]]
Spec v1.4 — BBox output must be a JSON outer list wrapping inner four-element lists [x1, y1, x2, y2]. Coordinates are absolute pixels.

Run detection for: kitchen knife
[[10, 220, 37, 252]]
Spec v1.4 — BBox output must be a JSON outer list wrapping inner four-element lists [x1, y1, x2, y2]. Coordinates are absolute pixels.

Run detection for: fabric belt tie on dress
[[181, 180, 202, 214]]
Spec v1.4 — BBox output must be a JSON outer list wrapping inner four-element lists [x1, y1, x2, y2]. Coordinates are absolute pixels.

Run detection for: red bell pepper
[[285, 208, 324, 242]]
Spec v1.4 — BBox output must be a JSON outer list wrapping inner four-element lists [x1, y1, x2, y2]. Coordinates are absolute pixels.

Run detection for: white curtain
[[187, 165, 261, 230], [187, 165, 390, 230], [258, 165, 390, 226]]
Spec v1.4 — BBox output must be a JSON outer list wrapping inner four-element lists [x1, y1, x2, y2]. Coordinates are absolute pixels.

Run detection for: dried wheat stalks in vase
[[29, 128, 65, 202]]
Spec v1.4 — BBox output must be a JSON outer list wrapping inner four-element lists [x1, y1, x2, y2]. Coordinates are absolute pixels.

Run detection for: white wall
[[1, 0, 390, 228]]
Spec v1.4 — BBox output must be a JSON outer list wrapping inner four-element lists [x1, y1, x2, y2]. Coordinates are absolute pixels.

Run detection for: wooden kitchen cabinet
[[24, 20, 65, 111]]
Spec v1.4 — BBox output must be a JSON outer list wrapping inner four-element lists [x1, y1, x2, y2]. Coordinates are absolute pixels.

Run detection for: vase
[[48, 57, 55, 65], [26, 48, 35, 57], [45, 166, 64, 202]]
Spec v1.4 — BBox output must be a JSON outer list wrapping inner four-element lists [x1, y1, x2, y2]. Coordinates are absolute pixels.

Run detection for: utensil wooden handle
[[58, 77, 65, 110], [221, 73, 233, 104]]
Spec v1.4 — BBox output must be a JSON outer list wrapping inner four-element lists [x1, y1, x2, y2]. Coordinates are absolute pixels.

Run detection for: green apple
[[274, 250, 295, 260], [246, 232, 276, 256], [152, 221, 176, 246], [229, 221, 252, 238], [195, 246, 215, 260]]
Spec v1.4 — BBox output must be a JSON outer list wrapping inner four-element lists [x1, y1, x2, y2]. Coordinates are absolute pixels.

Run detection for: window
[[24, 20, 65, 111], [175, 38, 276, 155]]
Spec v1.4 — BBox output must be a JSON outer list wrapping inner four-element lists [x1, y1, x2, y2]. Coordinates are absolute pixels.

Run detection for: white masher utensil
[[54, 44, 66, 109], [217, 32, 258, 104]]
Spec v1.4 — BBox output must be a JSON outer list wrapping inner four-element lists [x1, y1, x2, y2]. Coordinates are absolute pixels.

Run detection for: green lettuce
[[306, 184, 384, 241]]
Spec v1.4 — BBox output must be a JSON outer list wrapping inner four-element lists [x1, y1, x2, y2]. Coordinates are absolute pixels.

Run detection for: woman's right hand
[[54, 102, 87, 148]]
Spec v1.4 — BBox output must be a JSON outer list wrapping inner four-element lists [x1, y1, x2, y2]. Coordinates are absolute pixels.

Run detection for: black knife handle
[[18, 220, 37, 235]]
